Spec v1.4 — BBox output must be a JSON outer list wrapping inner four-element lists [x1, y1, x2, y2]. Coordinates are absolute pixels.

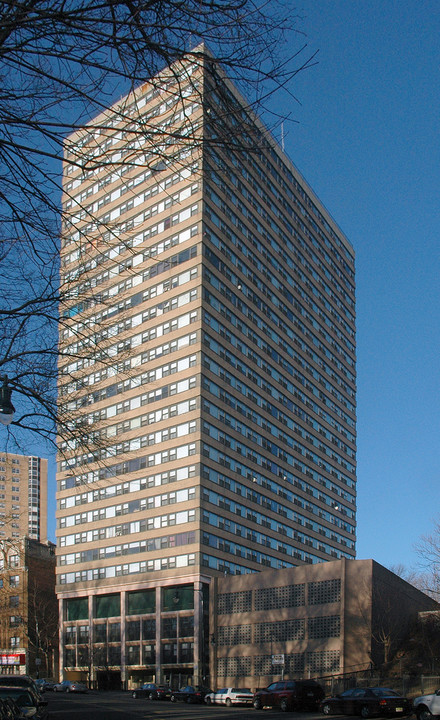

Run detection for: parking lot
[[46, 691, 414, 720]]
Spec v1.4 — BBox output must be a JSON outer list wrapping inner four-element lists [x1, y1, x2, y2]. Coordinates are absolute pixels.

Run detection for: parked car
[[170, 686, 212, 704], [0, 677, 39, 696], [254, 679, 325, 712], [35, 680, 55, 692], [413, 688, 440, 720], [53, 680, 87, 693], [205, 688, 254, 706], [131, 683, 171, 700], [0, 678, 42, 704], [0, 687, 48, 720], [320, 687, 412, 717]]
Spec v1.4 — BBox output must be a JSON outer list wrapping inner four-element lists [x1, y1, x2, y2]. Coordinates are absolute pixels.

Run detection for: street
[[46, 691, 413, 720]]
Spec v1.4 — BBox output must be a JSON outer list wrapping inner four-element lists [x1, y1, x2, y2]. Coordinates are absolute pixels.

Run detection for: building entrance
[[96, 670, 121, 691]]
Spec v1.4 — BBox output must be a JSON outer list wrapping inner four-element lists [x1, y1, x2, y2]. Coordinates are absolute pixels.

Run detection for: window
[[9, 576, 19, 588], [10, 636, 20, 648]]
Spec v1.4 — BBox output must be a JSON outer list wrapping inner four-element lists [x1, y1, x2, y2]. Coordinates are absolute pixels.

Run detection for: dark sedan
[[321, 687, 412, 718], [131, 683, 171, 700], [170, 686, 212, 704]]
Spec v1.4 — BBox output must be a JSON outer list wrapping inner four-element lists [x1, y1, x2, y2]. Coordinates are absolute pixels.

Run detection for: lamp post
[[0, 376, 15, 426]]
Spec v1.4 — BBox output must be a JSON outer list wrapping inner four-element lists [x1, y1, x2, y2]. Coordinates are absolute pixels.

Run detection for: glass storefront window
[[94, 624, 106, 643], [162, 584, 194, 611], [180, 642, 194, 663], [64, 648, 76, 666], [126, 645, 140, 665], [95, 593, 120, 618], [108, 646, 121, 665], [77, 646, 89, 665], [66, 597, 88, 621], [142, 619, 156, 640], [108, 622, 120, 642], [127, 589, 155, 615], [126, 620, 140, 641], [143, 643, 155, 664], [162, 643, 177, 663], [179, 615, 194, 637], [162, 617, 177, 638]]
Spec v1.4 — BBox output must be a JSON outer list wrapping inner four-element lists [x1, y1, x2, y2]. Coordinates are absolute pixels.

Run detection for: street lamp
[[0, 376, 15, 426]]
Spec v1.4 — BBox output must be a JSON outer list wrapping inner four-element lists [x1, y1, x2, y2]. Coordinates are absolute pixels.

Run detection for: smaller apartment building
[[211, 559, 438, 688], [0, 454, 47, 542], [0, 538, 57, 677]]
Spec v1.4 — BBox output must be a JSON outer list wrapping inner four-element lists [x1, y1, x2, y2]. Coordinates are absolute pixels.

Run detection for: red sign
[[0, 654, 25, 666]]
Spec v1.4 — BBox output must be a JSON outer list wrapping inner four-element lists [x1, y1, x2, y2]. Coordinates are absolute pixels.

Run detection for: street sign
[[272, 653, 285, 665]]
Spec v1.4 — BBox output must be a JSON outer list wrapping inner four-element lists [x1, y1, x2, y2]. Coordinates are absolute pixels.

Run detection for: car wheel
[[225, 698, 232, 707], [417, 708, 433, 720], [206, 697, 212, 705], [132, 692, 138, 699], [322, 703, 332, 715], [148, 693, 155, 701], [186, 696, 192, 704], [170, 695, 176, 703], [66, 688, 70, 694], [280, 699, 290, 712], [254, 698, 263, 710], [360, 705, 371, 718]]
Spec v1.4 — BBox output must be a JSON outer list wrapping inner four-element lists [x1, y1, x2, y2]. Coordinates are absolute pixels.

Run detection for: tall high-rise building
[[0, 454, 47, 542], [57, 51, 356, 689]]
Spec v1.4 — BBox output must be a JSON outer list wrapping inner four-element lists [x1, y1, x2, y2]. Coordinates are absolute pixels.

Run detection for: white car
[[413, 689, 440, 720], [205, 687, 254, 706]]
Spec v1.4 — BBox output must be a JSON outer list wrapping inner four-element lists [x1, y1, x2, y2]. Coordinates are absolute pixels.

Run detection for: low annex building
[[209, 558, 438, 688]]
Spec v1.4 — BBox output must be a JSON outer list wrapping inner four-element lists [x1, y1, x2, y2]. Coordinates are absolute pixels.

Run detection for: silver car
[[53, 680, 87, 693], [413, 689, 440, 720], [205, 688, 254, 706]]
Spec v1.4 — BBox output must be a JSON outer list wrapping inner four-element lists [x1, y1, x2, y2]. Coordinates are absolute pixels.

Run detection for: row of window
[[59, 508, 196, 556], [60, 321, 198, 418], [206, 186, 354, 346], [218, 615, 340, 645], [206, 159, 354, 312], [217, 650, 340, 676], [218, 580, 341, 614], [62, 287, 197, 372], [59, 551, 196, 584], [205, 467, 353, 536], [58, 485, 196, 530], [61, 262, 197, 340]]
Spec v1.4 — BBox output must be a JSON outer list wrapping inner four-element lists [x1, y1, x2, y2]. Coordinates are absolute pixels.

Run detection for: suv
[[253, 680, 325, 712], [413, 689, 440, 720]]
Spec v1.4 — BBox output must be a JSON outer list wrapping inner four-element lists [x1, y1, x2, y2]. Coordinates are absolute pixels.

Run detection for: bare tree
[[414, 519, 440, 598], [0, 0, 316, 454]]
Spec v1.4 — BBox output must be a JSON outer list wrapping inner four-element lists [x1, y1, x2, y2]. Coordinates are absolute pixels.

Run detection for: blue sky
[[275, 0, 440, 571], [38, 1, 439, 573]]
